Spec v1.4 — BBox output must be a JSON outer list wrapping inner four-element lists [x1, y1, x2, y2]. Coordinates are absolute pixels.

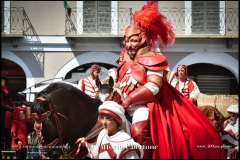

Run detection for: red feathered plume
[[133, 1, 175, 50]]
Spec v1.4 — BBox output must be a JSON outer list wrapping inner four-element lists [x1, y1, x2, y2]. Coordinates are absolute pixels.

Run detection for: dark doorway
[[1, 58, 26, 102], [188, 63, 238, 95]]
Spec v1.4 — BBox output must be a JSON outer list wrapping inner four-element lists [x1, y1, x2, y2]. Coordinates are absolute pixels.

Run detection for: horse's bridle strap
[[45, 138, 60, 151], [32, 111, 51, 122], [35, 96, 69, 148], [36, 96, 47, 102], [56, 112, 68, 120]]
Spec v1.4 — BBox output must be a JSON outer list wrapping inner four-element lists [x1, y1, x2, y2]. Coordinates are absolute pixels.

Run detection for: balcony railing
[[65, 7, 238, 37], [159, 7, 238, 36], [1, 7, 45, 72]]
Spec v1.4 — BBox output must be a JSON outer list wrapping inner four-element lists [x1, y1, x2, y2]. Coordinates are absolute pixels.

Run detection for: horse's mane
[[33, 82, 102, 113], [198, 105, 226, 131], [36, 82, 84, 97]]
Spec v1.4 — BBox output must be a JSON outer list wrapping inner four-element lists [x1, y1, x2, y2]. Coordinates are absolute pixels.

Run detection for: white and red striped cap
[[98, 101, 125, 126]]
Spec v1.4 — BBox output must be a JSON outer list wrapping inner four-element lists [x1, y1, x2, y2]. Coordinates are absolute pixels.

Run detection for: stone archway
[[54, 51, 118, 82], [2, 51, 35, 101], [172, 52, 238, 83]]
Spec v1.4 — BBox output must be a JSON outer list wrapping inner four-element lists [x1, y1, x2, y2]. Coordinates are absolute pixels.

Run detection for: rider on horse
[[110, 1, 225, 159]]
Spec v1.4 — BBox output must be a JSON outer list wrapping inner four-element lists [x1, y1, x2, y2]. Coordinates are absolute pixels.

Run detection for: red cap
[[99, 109, 122, 125], [90, 64, 101, 76]]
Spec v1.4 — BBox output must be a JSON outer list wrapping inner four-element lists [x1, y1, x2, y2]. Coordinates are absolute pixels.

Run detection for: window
[[83, 1, 111, 33], [192, 1, 219, 34]]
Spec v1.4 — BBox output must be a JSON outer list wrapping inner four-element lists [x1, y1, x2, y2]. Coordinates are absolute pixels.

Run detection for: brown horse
[[26, 82, 103, 158], [198, 105, 226, 132]]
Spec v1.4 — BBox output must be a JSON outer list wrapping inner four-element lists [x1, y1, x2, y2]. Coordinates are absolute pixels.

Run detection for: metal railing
[[159, 7, 238, 35], [1, 7, 45, 72], [65, 7, 238, 37]]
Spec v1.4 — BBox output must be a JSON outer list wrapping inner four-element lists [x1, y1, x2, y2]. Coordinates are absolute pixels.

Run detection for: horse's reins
[[74, 123, 104, 158], [32, 96, 69, 155]]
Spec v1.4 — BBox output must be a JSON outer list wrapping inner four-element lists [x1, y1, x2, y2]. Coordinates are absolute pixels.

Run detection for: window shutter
[[192, 1, 205, 33], [83, 1, 97, 33], [97, 1, 111, 33], [83, 1, 111, 33], [192, 1, 219, 34], [196, 75, 230, 94]]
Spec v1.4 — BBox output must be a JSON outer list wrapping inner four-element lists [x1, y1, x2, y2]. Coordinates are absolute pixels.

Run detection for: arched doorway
[[65, 62, 116, 84], [1, 58, 26, 102], [188, 63, 238, 94], [172, 52, 238, 83], [54, 51, 118, 82]]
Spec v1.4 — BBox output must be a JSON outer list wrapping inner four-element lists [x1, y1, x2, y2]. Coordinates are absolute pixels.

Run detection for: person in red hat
[[1, 75, 14, 151], [10, 106, 28, 159], [110, 1, 225, 159], [169, 64, 200, 106], [75, 101, 143, 159], [78, 64, 101, 99]]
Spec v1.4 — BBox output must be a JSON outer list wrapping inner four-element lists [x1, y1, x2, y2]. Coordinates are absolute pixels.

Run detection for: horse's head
[[97, 76, 114, 102], [31, 95, 68, 159], [28, 82, 101, 158]]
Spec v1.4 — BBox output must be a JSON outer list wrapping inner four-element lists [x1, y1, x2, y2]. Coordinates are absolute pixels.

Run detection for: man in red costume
[[111, 2, 225, 159], [169, 64, 200, 106], [11, 106, 28, 159], [1, 75, 14, 151], [78, 64, 101, 99]]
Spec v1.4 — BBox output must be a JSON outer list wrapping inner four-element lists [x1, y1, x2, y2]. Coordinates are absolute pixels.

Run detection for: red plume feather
[[133, 1, 175, 50]]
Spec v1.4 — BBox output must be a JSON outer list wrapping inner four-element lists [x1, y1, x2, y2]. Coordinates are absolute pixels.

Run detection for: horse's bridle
[[32, 96, 69, 156]]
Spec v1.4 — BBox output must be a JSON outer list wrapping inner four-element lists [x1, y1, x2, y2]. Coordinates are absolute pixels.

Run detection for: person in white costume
[[76, 101, 143, 159], [221, 104, 239, 159], [78, 64, 101, 99]]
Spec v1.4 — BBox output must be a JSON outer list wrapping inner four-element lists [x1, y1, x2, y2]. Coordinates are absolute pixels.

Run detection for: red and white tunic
[[221, 118, 239, 159], [88, 129, 143, 159], [78, 77, 99, 98], [170, 76, 200, 102], [114, 49, 166, 123], [116, 68, 162, 120]]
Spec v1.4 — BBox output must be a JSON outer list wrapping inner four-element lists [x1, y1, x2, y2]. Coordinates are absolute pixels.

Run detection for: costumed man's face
[[228, 112, 238, 124], [1, 79, 6, 87], [92, 70, 100, 79], [125, 35, 141, 58], [177, 67, 187, 79], [99, 114, 119, 136]]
